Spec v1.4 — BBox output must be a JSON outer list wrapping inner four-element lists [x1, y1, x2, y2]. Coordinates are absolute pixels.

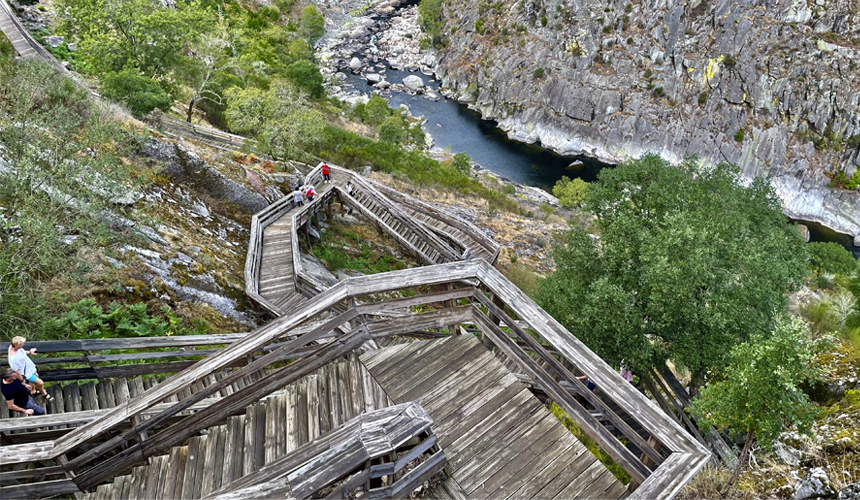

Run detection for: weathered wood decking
[[63, 355, 392, 500], [361, 334, 627, 499]]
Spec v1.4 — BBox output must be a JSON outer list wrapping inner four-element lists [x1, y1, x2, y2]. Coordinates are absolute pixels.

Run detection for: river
[[343, 64, 859, 258]]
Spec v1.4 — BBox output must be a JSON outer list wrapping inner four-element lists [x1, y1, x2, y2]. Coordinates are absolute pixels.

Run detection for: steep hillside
[[426, 0, 860, 238]]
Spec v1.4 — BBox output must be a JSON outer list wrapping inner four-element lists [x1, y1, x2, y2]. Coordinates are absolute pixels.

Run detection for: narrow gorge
[[325, 0, 860, 244]]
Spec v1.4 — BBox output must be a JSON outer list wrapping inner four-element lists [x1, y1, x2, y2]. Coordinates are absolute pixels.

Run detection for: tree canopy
[[534, 155, 808, 384], [808, 241, 857, 275], [552, 175, 589, 208]]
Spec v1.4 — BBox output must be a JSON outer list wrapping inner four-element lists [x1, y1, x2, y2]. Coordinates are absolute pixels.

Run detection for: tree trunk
[[721, 430, 754, 495], [186, 98, 195, 123]]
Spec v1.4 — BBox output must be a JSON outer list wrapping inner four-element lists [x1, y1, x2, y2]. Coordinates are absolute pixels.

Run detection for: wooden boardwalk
[[71, 354, 391, 500], [250, 164, 499, 315], [361, 334, 627, 499]]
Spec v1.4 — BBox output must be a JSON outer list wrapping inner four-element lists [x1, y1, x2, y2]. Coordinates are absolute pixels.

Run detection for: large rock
[[839, 483, 860, 500], [349, 57, 362, 71], [366, 72, 382, 83], [794, 468, 836, 500], [402, 75, 424, 91]]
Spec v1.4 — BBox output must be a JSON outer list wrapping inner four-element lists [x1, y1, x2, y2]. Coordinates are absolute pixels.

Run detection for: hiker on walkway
[[306, 185, 316, 202], [321, 163, 331, 183], [293, 188, 304, 207], [1, 369, 46, 416], [7, 337, 51, 401]]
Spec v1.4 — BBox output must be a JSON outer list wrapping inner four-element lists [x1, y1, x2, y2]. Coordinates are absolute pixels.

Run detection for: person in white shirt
[[7, 336, 52, 401]]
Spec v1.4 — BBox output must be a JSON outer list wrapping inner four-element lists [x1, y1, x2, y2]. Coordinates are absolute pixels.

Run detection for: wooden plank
[[317, 364, 331, 435], [254, 401, 267, 472], [0, 479, 81, 499], [275, 395, 287, 460], [551, 458, 611, 499], [143, 455, 165, 500], [306, 375, 320, 442], [627, 452, 712, 500], [207, 426, 227, 495], [243, 406, 257, 477], [180, 436, 200, 500], [265, 396, 277, 465], [346, 355, 363, 420], [285, 383, 298, 453], [296, 377, 309, 446]]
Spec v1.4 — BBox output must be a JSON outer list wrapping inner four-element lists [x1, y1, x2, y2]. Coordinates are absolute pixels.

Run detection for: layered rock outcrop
[[432, 0, 860, 238]]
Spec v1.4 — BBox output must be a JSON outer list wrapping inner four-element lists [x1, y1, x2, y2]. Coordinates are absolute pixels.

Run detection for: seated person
[[1, 369, 45, 416]]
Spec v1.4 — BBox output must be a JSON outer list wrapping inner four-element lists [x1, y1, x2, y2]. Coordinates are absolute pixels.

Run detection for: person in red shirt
[[306, 185, 316, 202], [321, 163, 330, 183]]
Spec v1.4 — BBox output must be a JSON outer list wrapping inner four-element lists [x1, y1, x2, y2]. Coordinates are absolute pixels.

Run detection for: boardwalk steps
[[72, 354, 391, 500], [361, 334, 628, 500]]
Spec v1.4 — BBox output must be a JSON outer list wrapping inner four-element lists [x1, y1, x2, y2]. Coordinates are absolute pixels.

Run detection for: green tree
[[56, 0, 212, 77], [451, 152, 471, 175], [808, 241, 857, 275], [225, 82, 325, 160], [363, 96, 392, 126], [552, 176, 589, 207], [284, 59, 324, 98], [299, 5, 325, 45], [100, 69, 172, 118], [692, 317, 823, 493], [534, 155, 808, 388]]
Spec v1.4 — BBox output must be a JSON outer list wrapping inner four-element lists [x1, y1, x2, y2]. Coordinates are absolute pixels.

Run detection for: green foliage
[[475, 18, 486, 34], [501, 183, 516, 195], [299, 5, 325, 44], [550, 403, 631, 484], [362, 96, 393, 126], [100, 70, 172, 118], [692, 317, 823, 449], [0, 60, 146, 337], [225, 82, 325, 161], [831, 169, 860, 190], [698, 92, 708, 105], [451, 152, 471, 175], [378, 115, 404, 144], [284, 59, 324, 98], [808, 241, 857, 275], [734, 128, 745, 142], [552, 176, 589, 208], [541, 15, 548, 27], [56, 0, 214, 77], [723, 54, 736, 67], [534, 155, 808, 382], [533, 67, 545, 79], [418, 0, 444, 48], [45, 299, 203, 339], [848, 135, 860, 149], [311, 229, 407, 274], [539, 203, 554, 220]]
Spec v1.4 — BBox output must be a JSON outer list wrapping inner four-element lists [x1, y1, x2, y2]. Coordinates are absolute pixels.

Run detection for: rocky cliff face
[[432, 0, 860, 239]]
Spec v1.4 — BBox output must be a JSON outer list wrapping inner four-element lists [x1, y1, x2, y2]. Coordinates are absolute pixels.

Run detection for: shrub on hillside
[[100, 70, 172, 118]]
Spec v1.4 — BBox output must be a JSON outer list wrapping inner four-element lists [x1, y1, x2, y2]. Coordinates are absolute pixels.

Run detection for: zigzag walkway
[[249, 163, 499, 316]]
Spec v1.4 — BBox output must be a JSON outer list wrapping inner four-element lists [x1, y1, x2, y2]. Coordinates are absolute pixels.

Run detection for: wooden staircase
[[77, 354, 390, 500]]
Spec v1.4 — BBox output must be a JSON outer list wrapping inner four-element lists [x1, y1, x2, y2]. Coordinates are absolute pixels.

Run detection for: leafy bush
[[723, 54, 736, 67], [284, 59, 324, 98], [734, 128, 745, 142], [698, 92, 708, 104], [533, 67, 545, 79], [451, 152, 471, 175], [501, 183, 516, 195], [45, 299, 203, 339], [540, 15, 548, 26], [100, 70, 172, 118], [552, 176, 589, 207], [506, 262, 537, 296], [378, 116, 404, 144], [809, 241, 857, 275], [475, 18, 486, 34]]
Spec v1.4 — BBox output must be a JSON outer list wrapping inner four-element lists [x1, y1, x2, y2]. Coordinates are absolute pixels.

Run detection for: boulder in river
[[366, 72, 382, 83], [349, 57, 362, 71], [402, 75, 424, 91]]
